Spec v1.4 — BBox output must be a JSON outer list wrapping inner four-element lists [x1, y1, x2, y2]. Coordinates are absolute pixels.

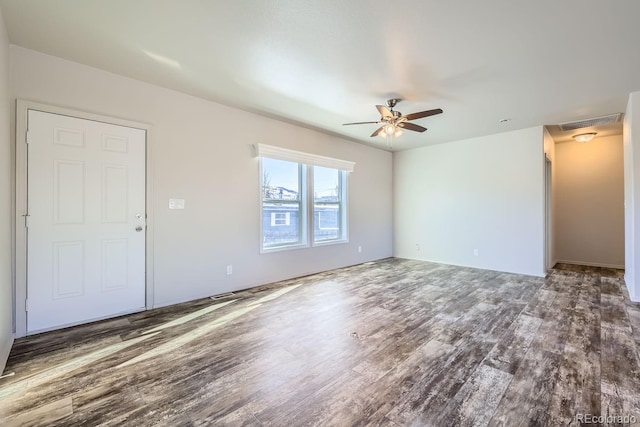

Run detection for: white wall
[[624, 91, 640, 301], [554, 135, 624, 268], [0, 9, 12, 372], [10, 46, 393, 308], [394, 126, 545, 277]]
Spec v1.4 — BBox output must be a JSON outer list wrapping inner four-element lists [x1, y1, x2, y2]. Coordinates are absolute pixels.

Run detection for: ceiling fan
[[343, 98, 443, 138]]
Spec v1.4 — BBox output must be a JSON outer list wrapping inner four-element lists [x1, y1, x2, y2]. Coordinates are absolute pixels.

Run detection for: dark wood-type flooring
[[1, 259, 640, 426]]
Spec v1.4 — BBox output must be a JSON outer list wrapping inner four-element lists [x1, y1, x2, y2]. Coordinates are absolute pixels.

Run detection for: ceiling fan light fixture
[[394, 128, 404, 138], [384, 124, 396, 135], [573, 132, 597, 143]]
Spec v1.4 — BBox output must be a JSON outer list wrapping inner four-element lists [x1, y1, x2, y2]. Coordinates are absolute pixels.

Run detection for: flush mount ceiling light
[[573, 132, 597, 143]]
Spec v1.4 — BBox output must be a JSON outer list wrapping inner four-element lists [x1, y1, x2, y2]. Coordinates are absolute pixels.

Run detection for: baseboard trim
[[546, 259, 559, 271], [555, 259, 624, 270], [0, 334, 14, 375], [396, 255, 545, 278]]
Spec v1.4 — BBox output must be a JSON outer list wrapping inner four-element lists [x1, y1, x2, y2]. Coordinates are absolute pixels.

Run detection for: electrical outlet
[[358, 245, 362, 253], [226, 265, 233, 275], [416, 243, 421, 251], [473, 249, 479, 256]]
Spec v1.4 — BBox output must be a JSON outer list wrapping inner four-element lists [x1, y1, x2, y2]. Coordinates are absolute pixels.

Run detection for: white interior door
[[27, 110, 146, 333]]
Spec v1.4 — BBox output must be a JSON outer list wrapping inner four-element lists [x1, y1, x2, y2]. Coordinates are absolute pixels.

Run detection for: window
[[313, 166, 346, 242], [257, 144, 354, 252], [261, 157, 307, 250]]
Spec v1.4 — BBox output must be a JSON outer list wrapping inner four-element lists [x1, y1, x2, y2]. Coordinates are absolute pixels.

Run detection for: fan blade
[[370, 126, 385, 137], [404, 108, 443, 121], [398, 122, 427, 133], [376, 105, 393, 118], [342, 121, 379, 126]]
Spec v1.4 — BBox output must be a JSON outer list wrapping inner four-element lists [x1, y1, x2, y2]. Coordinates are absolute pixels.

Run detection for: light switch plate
[[169, 198, 185, 209]]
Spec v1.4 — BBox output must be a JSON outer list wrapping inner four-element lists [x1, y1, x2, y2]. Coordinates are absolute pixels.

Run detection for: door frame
[[14, 100, 155, 337], [544, 154, 553, 270]]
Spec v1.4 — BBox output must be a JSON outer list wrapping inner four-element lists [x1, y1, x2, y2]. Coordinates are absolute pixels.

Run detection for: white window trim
[[254, 143, 355, 173], [258, 147, 352, 253]]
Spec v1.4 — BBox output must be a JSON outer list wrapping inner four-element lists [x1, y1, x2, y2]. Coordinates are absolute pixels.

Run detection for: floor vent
[[210, 292, 236, 300], [559, 113, 622, 131]]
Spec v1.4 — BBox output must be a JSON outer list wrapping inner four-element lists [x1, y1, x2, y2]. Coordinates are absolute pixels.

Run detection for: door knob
[[135, 226, 143, 232]]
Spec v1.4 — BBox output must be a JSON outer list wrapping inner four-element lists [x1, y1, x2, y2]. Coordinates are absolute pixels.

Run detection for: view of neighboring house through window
[[261, 157, 306, 249], [260, 149, 351, 252], [313, 166, 345, 243]]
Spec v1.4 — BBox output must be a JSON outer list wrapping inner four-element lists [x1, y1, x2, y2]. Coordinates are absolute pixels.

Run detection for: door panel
[[53, 159, 85, 224], [102, 164, 128, 223], [27, 110, 146, 333]]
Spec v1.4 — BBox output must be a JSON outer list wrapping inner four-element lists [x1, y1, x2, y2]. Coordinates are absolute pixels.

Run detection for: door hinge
[[25, 130, 30, 144], [25, 299, 28, 312], [23, 214, 30, 228]]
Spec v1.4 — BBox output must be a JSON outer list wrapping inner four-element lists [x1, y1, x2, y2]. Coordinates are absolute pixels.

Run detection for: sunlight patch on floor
[[0, 332, 160, 400], [117, 304, 262, 368], [118, 283, 302, 368], [251, 284, 301, 305], [144, 299, 238, 335]]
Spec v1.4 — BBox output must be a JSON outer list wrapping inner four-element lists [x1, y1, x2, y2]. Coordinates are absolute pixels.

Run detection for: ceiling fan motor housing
[[387, 98, 401, 109]]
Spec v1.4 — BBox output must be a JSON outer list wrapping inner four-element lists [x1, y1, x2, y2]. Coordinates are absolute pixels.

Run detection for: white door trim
[[544, 155, 553, 270], [15, 99, 155, 337]]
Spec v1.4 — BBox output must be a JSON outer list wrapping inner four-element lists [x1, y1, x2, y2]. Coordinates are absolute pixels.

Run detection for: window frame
[[256, 144, 353, 253], [260, 160, 308, 253], [311, 167, 348, 246]]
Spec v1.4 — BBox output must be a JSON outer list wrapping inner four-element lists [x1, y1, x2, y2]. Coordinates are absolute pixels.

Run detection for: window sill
[[312, 238, 349, 248], [260, 238, 349, 253], [260, 242, 310, 254]]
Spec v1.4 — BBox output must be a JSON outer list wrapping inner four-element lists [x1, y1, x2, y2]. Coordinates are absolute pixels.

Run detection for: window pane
[[313, 166, 339, 202], [262, 158, 299, 200], [314, 167, 341, 241], [262, 158, 302, 248], [263, 202, 301, 246]]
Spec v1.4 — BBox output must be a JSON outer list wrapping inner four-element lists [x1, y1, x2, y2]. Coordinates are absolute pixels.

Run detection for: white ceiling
[[0, 0, 638, 151]]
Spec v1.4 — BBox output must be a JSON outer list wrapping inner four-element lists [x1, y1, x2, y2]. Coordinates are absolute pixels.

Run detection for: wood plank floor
[[1, 258, 640, 426]]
